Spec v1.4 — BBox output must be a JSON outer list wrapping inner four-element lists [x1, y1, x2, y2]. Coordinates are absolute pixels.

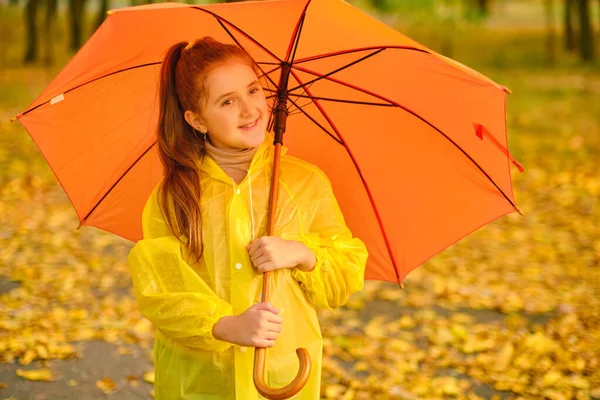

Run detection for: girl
[[128, 37, 368, 400]]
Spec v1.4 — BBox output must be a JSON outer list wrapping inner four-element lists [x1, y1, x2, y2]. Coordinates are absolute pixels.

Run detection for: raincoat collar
[[198, 132, 287, 186]]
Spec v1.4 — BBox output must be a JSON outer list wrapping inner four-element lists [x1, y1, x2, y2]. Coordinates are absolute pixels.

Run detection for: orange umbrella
[[13, 0, 524, 398]]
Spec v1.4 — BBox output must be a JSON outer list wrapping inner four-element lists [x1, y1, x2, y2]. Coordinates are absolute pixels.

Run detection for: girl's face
[[186, 60, 269, 151]]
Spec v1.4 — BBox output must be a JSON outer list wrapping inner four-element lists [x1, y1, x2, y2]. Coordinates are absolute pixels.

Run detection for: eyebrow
[[214, 80, 261, 105]]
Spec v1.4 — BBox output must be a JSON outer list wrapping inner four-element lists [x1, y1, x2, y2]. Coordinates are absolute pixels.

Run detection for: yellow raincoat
[[128, 134, 368, 399]]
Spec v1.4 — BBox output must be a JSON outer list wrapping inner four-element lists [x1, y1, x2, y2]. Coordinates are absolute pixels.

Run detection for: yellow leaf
[[19, 349, 36, 366], [325, 384, 346, 399], [494, 343, 514, 372], [16, 368, 54, 381], [0, 382, 7, 388], [118, 347, 133, 355], [353, 361, 369, 372], [523, 333, 556, 355], [567, 375, 589, 389], [398, 315, 416, 329], [143, 370, 155, 384], [542, 370, 563, 387], [35, 344, 49, 359], [542, 389, 569, 400], [96, 377, 117, 394]]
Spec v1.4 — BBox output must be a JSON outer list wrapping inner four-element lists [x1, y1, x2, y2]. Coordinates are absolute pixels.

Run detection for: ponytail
[[157, 42, 205, 264]]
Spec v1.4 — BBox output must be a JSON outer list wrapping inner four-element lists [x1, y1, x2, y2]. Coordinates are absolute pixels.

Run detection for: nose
[[239, 98, 253, 118]]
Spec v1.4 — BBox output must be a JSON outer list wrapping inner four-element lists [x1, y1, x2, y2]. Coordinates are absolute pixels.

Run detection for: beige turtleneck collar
[[204, 139, 259, 184]]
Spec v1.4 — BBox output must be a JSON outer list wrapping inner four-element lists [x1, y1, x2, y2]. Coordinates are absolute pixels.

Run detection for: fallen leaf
[[96, 377, 117, 394], [16, 368, 54, 381]]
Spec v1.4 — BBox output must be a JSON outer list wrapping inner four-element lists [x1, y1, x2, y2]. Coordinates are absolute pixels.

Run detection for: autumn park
[[0, 0, 599, 399]]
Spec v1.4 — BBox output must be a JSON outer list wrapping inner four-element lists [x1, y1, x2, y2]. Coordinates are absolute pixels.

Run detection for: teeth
[[242, 120, 256, 128]]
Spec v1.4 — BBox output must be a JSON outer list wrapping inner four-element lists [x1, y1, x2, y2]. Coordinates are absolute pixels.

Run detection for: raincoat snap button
[[240, 346, 247, 352], [235, 263, 242, 270], [236, 188, 241, 195]]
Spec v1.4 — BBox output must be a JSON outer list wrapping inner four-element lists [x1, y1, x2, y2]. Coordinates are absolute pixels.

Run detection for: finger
[[254, 302, 280, 314], [257, 262, 276, 272], [266, 312, 284, 324], [250, 251, 268, 266], [263, 330, 280, 340], [256, 338, 275, 348], [247, 238, 265, 255], [266, 322, 283, 333]]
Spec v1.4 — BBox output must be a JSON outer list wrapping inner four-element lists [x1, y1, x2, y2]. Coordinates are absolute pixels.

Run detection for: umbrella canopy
[[14, 0, 523, 285]]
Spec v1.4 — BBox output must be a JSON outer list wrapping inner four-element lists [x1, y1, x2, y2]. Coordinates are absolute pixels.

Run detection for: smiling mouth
[[239, 119, 258, 129]]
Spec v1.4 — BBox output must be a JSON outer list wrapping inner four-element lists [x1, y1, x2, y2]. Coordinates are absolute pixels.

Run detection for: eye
[[249, 87, 261, 95], [221, 99, 233, 107]]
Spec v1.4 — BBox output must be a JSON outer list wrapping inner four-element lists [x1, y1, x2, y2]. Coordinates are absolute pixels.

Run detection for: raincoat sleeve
[[290, 170, 368, 310], [127, 185, 233, 352]]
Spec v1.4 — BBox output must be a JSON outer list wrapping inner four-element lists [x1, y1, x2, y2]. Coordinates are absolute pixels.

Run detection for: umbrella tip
[[76, 221, 84, 230], [398, 280, 405, 290], [10, 115, 18, 122], [516, 207, 524, 216]]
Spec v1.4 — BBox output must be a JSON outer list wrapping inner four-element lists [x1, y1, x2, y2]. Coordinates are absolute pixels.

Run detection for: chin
[[241, 128, 265, 148]]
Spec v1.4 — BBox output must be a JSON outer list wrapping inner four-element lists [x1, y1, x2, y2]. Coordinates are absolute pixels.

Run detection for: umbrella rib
[[19, 62, 161, 117], [285, 0, 312, 63], [78, 141, 158, 228], [293, 45, 429, 64], [287, 49, 384, 93], [285, 96, 342, 145], [192, 6, 282, 63], [293, 64, 520, 212], [266, 91, 394, 107], [215, 17, 280, 91], [288, 68, 402, 283]]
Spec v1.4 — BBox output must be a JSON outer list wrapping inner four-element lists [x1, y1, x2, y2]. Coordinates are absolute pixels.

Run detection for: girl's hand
[[213, 302, 282, 348], [246, 236, 316, 273]]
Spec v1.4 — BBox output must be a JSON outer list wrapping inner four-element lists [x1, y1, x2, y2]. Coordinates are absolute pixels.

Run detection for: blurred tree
[[564, 0, 577, 51], [69, 0, 89, 51], [44, 0, 59, 65], [464, 0, 492, 19], [24, 0, 57, 65], [95, 0, 110, 30], [24, 0, 40, 64], [545, 0, 557, 65], [577, 0, 594, 61]]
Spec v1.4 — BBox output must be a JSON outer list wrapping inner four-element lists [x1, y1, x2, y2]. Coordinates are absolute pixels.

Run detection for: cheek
[[256, 96, 269, 114]]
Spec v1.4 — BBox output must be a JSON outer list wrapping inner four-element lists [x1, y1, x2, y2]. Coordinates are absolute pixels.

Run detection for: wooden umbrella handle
[[252, 142, 311, 399], [253, 344, 311, 400]]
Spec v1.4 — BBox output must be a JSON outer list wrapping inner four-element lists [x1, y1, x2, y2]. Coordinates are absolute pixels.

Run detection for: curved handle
[[253, 346, 311, 400]]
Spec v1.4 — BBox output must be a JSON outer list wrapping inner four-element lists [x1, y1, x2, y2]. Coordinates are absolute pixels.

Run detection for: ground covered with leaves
[[1, 23, 599, 400]]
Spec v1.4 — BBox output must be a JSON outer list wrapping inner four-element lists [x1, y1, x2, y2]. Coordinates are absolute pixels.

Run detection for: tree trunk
[[578, 0, 594, 61], [43, 0, 58, 66], [564, 0, 577, 51], [95, 0, 110, 30], [69, 0, 87, 51], [477, 0, 490, 16], [24, 0, 39, 64], [545, 0, 557, 65]]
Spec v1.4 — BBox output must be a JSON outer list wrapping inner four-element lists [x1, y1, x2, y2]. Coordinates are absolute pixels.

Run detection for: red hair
[[157, 37, 258, 264]]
